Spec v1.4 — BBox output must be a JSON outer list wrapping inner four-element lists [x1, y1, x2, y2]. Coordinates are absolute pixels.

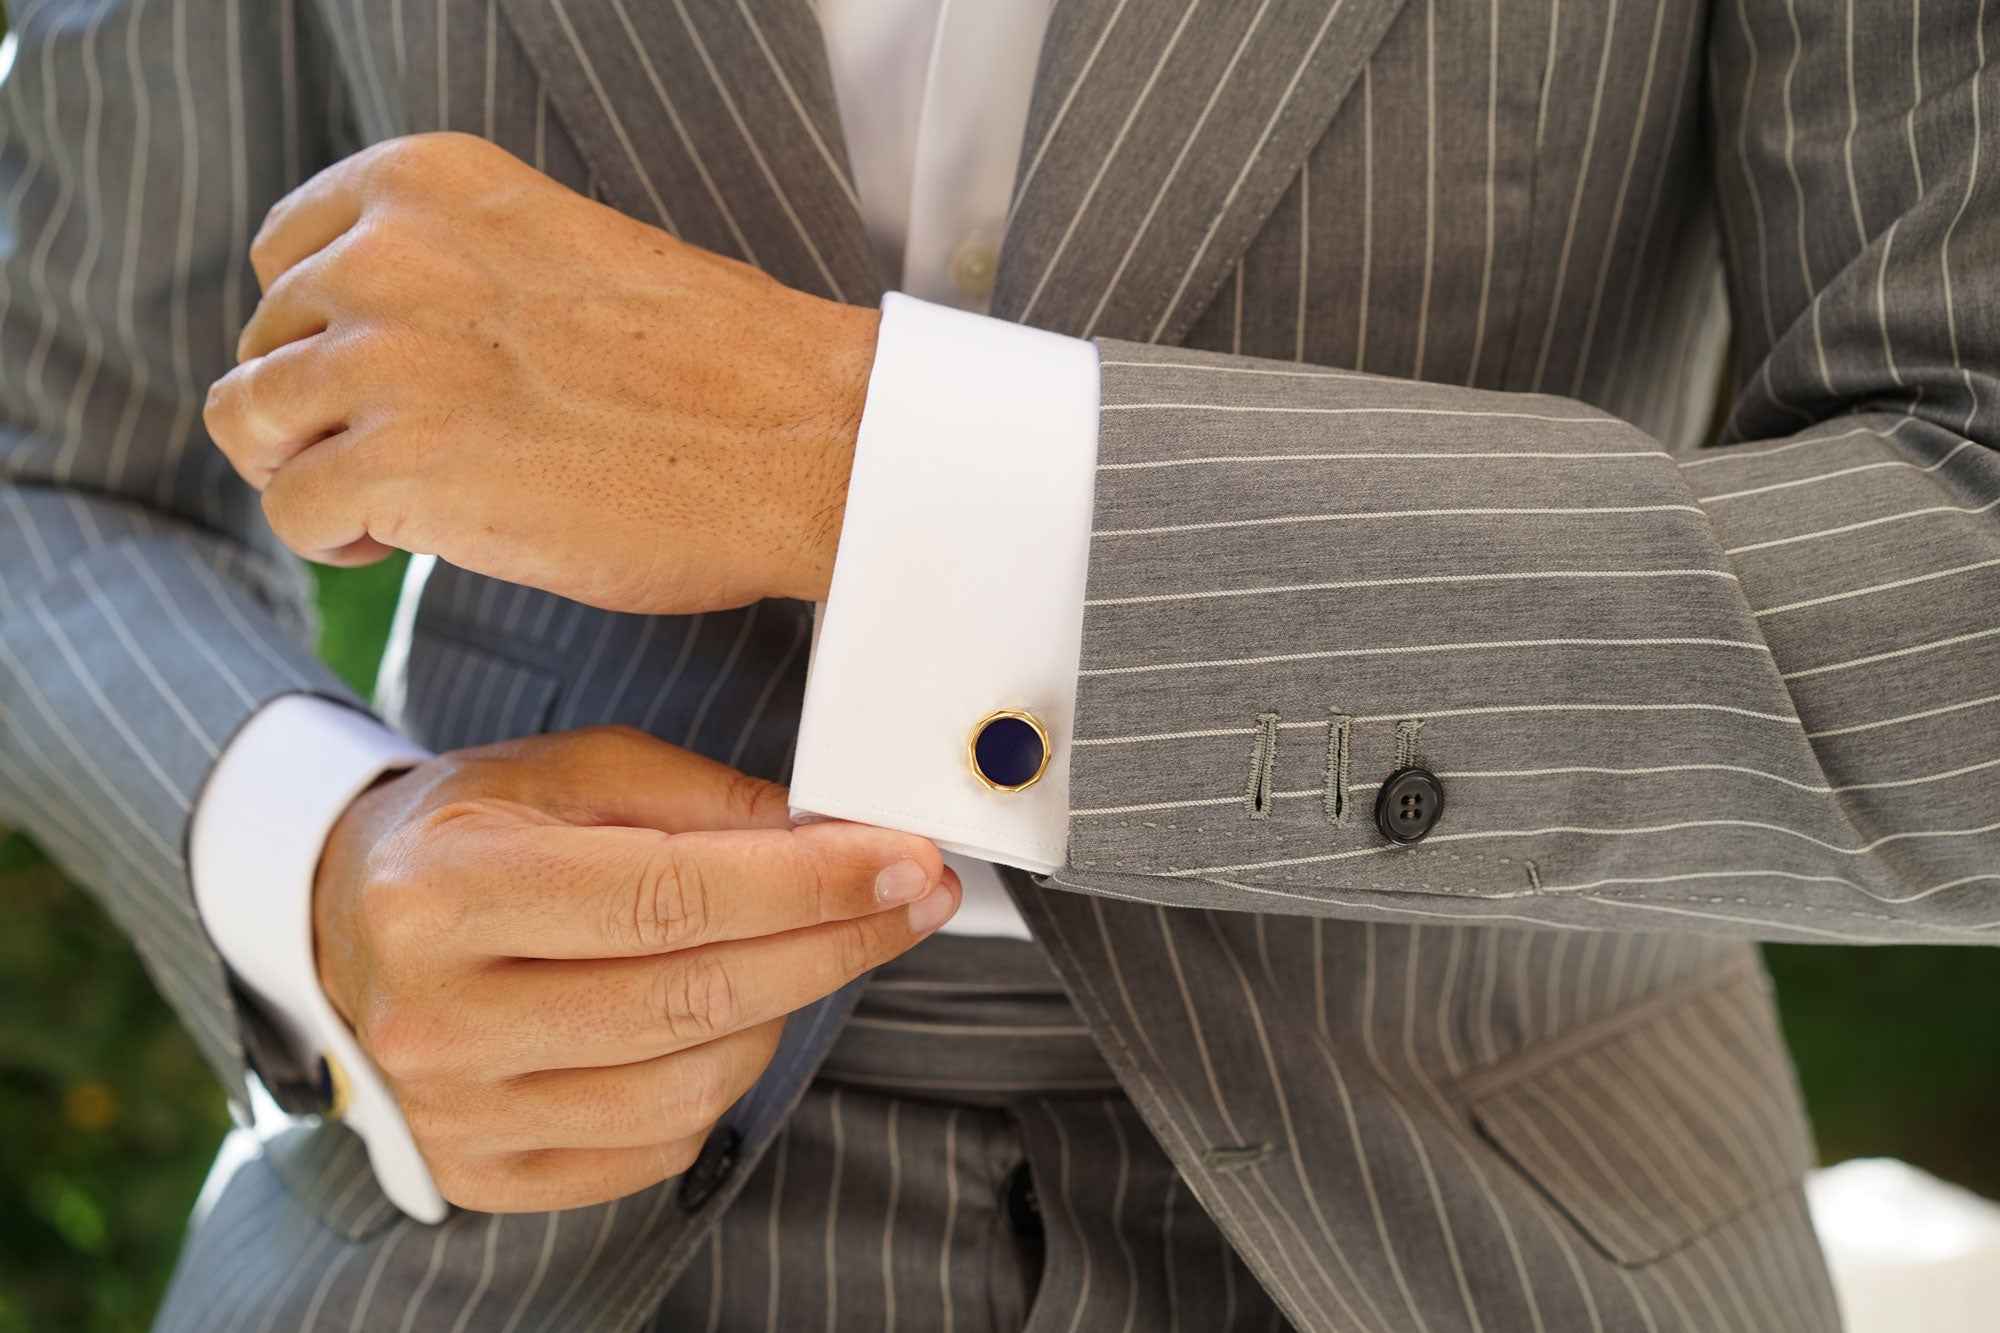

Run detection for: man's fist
[[314, 726, 959, 1213], [204, 132, 878, 614]]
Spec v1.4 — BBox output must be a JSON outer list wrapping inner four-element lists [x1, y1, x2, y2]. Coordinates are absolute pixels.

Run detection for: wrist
[[312, 764, 418, 1028], [776, 300, 877, 604]]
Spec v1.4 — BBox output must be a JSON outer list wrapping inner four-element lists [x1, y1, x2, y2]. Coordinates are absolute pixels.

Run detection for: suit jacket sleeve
[[1055, 0, 2000, 945], [0, 0, 358, 1096]]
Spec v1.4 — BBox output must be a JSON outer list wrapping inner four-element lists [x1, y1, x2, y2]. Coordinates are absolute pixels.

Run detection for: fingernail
[[906, 882, 959, 935], [874, 858, 931, 905]]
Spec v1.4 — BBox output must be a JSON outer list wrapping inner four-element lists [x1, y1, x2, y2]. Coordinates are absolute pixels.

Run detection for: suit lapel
[[494, 0, 881, 304], [992, 0, 1411, 343], [496, 0, 1406, 333]]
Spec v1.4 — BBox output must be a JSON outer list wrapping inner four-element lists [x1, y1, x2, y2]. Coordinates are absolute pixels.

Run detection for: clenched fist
[[205, 131, 877, 614], [314, 726, 959, 1213]]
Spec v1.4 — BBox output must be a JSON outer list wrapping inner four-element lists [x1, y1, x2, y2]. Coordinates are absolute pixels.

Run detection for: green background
[[1, 556, 1996, 1330]]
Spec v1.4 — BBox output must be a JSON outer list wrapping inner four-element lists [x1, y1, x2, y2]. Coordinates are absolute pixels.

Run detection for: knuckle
[[396, 1085, 463, 1148], [261, 251, 320, 306], [628, 842, 709, 953], [247, 222, 281, 278], [417, 796, 497, 839], [658, 1139, 702, 1182], [352, 870, 412, 947], [203, 375, 245, 453], [259, 469, 311, 546], [800, 848, 844, 926], [362, 1000, 449, 1083], [656, 953, 737, 1046], [334, 219, 406, 289], [355, 868, 457, 956], [425, 1155, 496, 1212], [681, 1063, 736, 1131], [590, 723, 651, 750], [651, 1058, 728, 1140], [364, 135, 434, 190], [724, 767, 787, 826], [834, 916, 884, 980]]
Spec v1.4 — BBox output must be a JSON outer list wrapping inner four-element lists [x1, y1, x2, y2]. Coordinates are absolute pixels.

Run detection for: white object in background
[[1808, 1158, 2000, 1332]]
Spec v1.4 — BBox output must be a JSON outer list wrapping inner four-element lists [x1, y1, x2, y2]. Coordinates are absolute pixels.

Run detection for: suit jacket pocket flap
[[1465, 961, 1812, 1267]]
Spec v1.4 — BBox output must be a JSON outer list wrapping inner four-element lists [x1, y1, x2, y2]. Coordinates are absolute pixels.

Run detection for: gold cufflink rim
[[968, 709, 1052, 793], [319, 1051, 353, 1120]]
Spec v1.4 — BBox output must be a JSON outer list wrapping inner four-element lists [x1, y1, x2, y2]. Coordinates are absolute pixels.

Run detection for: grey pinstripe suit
[[4, 0, 1995, 1327]]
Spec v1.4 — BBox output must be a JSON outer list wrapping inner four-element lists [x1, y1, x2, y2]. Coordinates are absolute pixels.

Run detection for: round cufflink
[[315, 1051, 353, 1120], [969, 709, 1051, 792]]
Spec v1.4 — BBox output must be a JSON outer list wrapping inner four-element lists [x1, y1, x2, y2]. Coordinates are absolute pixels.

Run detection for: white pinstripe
[[661, 0, 849, 299], [1076, 0, 1281, 339], [1087, 565, 1737, 608], [1528, 0, 1622, 392], [1096, 500, 1704, 532], [545, 0, 679, 233], [1754, 554, 2000, 616], [1142, 0, 1359, 343], [1014, 0, 1206, 326], [1698, 436, 1980, 500], [1723, 491, 2000, 554], [1078, 639, 1773, 682], [1567, 0, 1669, 400]]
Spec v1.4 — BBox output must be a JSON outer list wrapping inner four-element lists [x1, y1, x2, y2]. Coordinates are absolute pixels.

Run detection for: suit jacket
[[5, 0, 1995, 1328]]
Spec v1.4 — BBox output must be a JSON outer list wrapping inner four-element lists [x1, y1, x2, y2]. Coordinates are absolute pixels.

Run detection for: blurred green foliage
[[1, 550, 1996, 1330]]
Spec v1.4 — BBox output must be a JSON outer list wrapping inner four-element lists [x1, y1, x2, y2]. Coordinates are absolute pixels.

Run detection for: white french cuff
[[790, 292, 1101, 875], [188, 693, 447, 1224]]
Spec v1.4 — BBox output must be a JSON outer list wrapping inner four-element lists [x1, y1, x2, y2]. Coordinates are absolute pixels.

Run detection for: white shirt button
[[949, 239, 999, 299]]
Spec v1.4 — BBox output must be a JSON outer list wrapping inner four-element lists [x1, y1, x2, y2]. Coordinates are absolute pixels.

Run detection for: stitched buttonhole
[[1394, 717, 1426, 771], [1324, 709, 1353, 825], [1245, 712, 1280, 820]]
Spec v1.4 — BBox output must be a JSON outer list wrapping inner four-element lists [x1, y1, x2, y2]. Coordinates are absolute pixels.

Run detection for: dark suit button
[[1002, 1162, 1043, 1239], [1375, 768, 1445, 844], [676, 1125, 742, 1213]]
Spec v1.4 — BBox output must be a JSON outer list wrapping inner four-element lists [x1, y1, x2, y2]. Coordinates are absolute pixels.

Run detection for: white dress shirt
[[188, 0, 1099, 1220]]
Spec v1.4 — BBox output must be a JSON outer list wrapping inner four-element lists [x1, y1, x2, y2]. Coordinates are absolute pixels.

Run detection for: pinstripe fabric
[[651, 1095, 1288, 1333], [1012, 893, 1839, 1333], [646, 937, 1290, 1333], [157, 937, 1295, 1333], [8, 0, 1985, 1327], [1060, 0, 2000, 949], [0, 0, 357, 1095]]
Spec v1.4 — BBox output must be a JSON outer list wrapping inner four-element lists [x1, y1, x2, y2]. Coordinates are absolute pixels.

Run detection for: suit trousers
[[646, 934, 1287, 1332], [157, 935, 1287, 1332]]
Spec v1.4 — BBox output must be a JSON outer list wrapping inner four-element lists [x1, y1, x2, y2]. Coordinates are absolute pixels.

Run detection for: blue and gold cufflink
[[969, 709, 1051, 792], [315, 1051, 353, 1120]]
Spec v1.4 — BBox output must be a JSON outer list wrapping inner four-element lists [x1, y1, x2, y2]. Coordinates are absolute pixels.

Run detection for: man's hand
[[314, 726, 959, 1213], [204, 132, 877, 614]]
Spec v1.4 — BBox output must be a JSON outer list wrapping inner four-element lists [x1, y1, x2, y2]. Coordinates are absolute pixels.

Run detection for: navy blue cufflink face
[[315, 1052, 352, 1120], [969, 710, 1051, 792]]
